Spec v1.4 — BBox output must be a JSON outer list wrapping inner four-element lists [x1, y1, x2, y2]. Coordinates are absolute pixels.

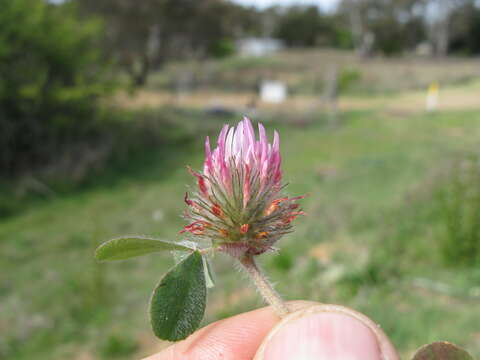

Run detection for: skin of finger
[[143, 300, 317, 360], [253, 304, 400, 360]]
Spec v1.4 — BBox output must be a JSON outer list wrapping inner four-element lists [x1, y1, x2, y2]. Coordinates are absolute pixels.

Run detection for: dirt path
[[115, 81, 480, 115]]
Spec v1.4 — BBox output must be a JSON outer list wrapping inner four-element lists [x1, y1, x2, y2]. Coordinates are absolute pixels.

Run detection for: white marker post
[[260, 81, 287, 104]]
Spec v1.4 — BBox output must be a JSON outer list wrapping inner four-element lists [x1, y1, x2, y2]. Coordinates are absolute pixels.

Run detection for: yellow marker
[[428, 82, 439, 94], [426, 82, 439, 112]]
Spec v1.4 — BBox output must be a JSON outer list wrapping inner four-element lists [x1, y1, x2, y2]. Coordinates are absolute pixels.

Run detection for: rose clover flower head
[[181, 117, 304, 257], [95, 117, 306, 340]]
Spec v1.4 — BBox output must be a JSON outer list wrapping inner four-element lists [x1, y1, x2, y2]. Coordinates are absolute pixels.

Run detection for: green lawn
[[2, 107, 480, 359]]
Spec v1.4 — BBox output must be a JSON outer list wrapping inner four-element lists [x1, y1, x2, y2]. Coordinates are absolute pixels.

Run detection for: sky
[[47, 0, 342, 12], [231, 0, 341, 12]]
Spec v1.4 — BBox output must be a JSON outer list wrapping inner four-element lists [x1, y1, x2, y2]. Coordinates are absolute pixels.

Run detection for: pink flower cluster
[[204, 117, 282, 203], [182, 117, 304, 256]]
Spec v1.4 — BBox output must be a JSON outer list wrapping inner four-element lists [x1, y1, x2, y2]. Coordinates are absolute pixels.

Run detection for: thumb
[[254, 304, 400, 360]]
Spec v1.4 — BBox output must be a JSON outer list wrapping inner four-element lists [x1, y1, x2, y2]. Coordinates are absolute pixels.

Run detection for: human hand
[[143, 301, 399, 360]]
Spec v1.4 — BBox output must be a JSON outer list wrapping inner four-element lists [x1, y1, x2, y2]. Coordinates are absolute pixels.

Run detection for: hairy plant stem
[[239, 254, 289, 318]]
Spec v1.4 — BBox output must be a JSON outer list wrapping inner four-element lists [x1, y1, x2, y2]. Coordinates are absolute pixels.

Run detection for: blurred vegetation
[[273, 5, 342, 47], [0, 106, 234, 218], [79, 0, 254, 87], [3, 0, 478, 182], [0, 0, 114, 177], [449, 1, 480, 55], [2, 0, 480, 359], [144, 49, 480, 96], [436, 155, 480, 266], [2, 107, 480, 359], [75, 0, 480, 86]]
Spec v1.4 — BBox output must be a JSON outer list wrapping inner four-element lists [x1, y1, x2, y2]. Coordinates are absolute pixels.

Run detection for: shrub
[[0, 0, 114, 177], [338, 69, 361, 93]]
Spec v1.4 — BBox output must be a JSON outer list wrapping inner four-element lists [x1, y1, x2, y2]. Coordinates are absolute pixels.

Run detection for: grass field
[[145, 48, 480, 95], [2, 53, 480, 359]]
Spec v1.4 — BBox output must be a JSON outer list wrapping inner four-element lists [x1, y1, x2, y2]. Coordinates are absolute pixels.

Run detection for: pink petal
[[243, 164, 251, 207], [204, 136, 213, 175], [273, 130, 280, 153], [217, 124, 229, 159], [258, 123, 268, 173], [243, 117, 255, 151], [225, 127, 235, 160], [233, 120, 243, 157]]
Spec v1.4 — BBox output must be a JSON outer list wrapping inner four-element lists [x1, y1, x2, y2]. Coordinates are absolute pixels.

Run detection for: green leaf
[[95, 237, 193, 261], [150, 251, 207, 341], [412, 342, 474, 360]]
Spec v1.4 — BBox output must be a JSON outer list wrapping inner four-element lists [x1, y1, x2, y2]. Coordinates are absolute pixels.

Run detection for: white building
[[236, 37, 284, 57]]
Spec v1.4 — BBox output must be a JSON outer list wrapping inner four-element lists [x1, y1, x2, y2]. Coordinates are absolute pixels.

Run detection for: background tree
[[338, 0, 428, 56], [0, 0, 113, 177], [446, 0, 480, 55], [424, 0, 473, 57], [273, 6, 338, 47], [79, 0, 250, 87]]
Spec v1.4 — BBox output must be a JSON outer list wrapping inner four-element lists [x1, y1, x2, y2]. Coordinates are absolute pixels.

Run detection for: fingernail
[[261, 312, 382, 360]]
